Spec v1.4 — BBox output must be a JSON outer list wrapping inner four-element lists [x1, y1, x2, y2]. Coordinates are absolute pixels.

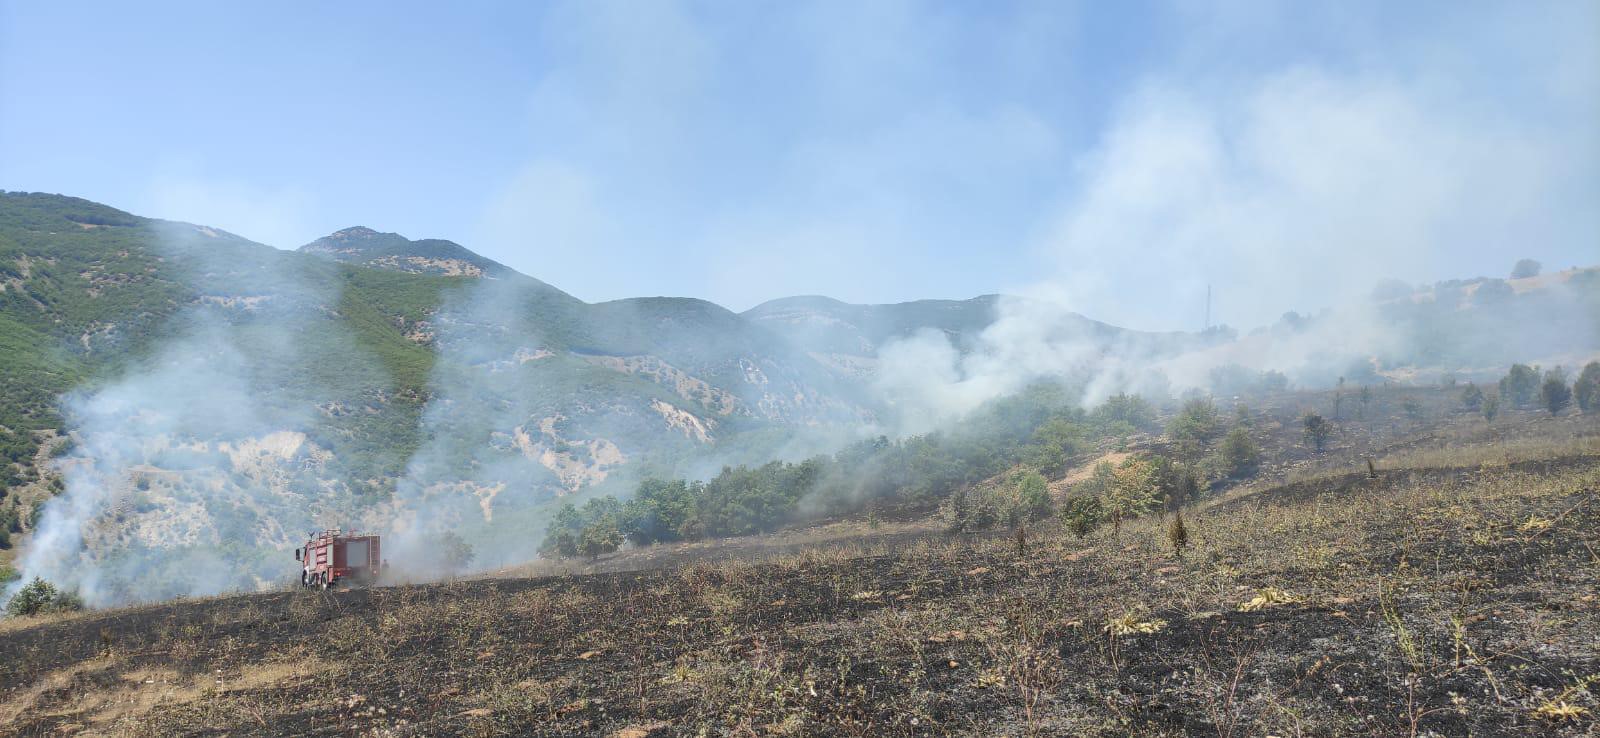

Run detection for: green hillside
[[0, 193, 878, 583], [2, 190, 1596, 603]]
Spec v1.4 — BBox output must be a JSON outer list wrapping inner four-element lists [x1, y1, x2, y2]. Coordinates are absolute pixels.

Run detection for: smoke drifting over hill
[[8, 226, 365, 606], [4, 2, 1597, 609], [383, 275, 563, 578], [869, 35, 1599, 423], [4, 198, 1597, 609]]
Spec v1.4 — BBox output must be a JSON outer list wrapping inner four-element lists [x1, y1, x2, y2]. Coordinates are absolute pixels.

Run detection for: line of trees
[[1481, 361, 1597, 417], [542, 359, 1593, 560], [541, 385, 1166, 559]]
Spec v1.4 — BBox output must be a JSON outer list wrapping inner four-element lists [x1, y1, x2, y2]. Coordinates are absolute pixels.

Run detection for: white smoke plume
[[868, 51, 1598, 427], [6, 226, 383, 607], [379, 275, 567, 579]]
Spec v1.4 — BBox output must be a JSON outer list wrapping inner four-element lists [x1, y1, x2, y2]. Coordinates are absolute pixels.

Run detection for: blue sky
[[2, 1, 1595, 329]]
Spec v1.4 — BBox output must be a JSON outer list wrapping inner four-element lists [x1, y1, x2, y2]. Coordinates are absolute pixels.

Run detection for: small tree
[[1104, 458, 1158, 536], [1510, 258, 1541, 279], [1541, 368, 1571, 417], [1014, 469, 1052, 522], [1093, 393, 1157, 431], [1217, 426, 1260, 478], [1059, 495, 1103, 539], [944, 487, 973, 534], [439, 531, 475, 570], [542, 502, 583, 558], [1482, 393, 1500, 423], [1460, 383, 1484, 411], [5, 577, 82, 618], [1357, 386, 1373, 419], [1500, 364, 1540, 407], [1302, 413, 1331, 453], [580, 517, 623, 559], [1576, 361, 1600, 414], [1167, 398, 1223, 459], [1167, 511, 1189, 558]]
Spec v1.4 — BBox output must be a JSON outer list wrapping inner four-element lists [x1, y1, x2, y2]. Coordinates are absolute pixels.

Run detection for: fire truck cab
[[295, 529, 382, 589]]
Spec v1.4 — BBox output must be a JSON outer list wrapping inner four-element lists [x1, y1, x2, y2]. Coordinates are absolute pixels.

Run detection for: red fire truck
[[295, 529, 382, 589]]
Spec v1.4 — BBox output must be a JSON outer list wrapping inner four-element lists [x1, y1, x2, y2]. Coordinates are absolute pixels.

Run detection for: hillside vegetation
[[0, 390, 1595, 736], [1, 190, 1598, 699]]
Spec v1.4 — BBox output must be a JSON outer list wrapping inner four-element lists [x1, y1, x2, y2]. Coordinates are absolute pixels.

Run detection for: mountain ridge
[[2, 190, 1598, 603]]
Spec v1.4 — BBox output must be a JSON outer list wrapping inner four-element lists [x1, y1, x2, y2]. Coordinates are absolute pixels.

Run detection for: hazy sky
[[2, 1, 1595, 329]]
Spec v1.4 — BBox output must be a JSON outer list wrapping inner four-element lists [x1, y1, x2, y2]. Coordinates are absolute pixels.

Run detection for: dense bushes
[[942, 468, 1056, 533], [543, 384, 1149, 558], [4, 577, 81, 618], [544, 427, 1026, 557]]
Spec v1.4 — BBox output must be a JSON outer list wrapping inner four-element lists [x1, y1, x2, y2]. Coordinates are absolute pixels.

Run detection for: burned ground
[[3, 436, 1598, 736]]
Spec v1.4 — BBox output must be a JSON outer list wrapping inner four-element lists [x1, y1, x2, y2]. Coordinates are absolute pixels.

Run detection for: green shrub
[[1103, 457, 1158, 535], [439, 530, 475, 570], [1302, 413, 1331, 453], [1059, 495, 1104, 539], [1500, 364, 1540, 407], [1576, 362, 1600, 414], [5, 577, 83, 618], [1217, 427, 1260, 478], [1164, 397, 1222, 448], [1540, 369, 1571, 416], [1014, 469, 1052, 523], [1167, 511, 1189, 558]]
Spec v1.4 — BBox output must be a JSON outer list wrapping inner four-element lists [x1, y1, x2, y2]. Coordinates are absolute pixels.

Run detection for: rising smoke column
[[6, 225, 386, 606], [380, 274, 569, 578]]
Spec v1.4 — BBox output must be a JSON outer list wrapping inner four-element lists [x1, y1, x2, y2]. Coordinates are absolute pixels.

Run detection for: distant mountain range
[[0, 192, 1180, 515], [4, 191, 1595, 507]]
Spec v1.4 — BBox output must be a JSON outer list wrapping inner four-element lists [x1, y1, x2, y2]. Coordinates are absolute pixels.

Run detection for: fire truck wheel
[[319, 575, 330, 590]]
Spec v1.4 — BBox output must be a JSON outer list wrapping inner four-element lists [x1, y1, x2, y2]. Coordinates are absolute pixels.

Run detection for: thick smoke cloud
[[6, 227, 375, 607], [869, 36, 1598, 424]]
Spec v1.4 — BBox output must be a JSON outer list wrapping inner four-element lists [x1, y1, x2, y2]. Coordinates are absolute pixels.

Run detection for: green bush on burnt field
[[1541, 368, 1572, 416], [1500, 363, 1541, 407], [4, 576, 81, 618], [1577, 361, 1600, 414]]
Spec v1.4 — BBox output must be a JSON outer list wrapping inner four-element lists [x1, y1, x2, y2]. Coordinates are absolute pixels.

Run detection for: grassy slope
[[1, 411, 1596, 736]]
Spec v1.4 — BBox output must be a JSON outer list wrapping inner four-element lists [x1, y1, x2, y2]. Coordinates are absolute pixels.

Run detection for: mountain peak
[[299, 227, 510, 279], [327, 226, 380, 239]]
